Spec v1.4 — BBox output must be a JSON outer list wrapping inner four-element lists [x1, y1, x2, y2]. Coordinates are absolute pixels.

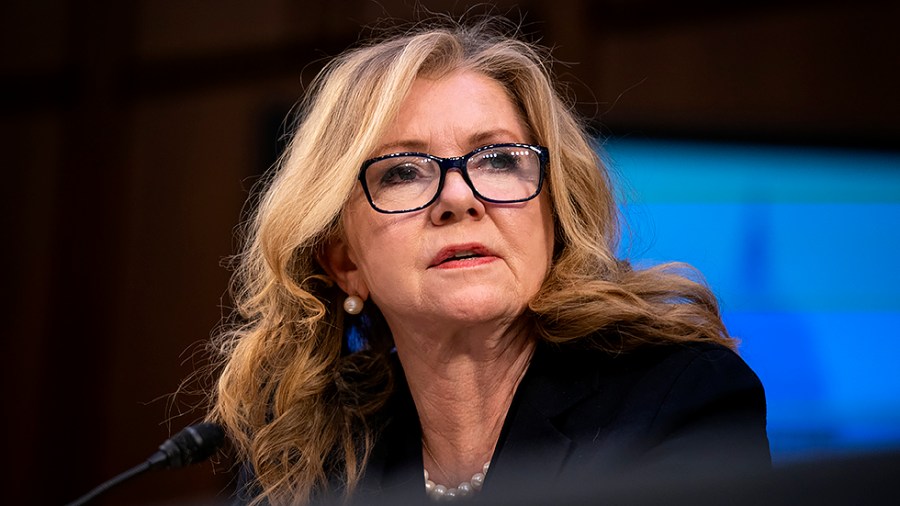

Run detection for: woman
[[207, 17, 770, 506]]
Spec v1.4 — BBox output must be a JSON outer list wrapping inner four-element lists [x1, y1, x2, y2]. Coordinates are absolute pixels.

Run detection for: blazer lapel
[[480, 343, 600, 503]]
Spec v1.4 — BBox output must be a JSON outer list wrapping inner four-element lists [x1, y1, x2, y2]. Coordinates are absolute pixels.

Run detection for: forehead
[[373, 70, 530, 157]]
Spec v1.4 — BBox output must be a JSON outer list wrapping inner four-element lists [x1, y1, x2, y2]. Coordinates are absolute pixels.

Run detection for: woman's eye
[[479, 152, 519, 171], [380, 164, 422, 184]]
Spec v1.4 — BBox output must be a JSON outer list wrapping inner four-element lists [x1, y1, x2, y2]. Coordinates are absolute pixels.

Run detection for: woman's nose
[[429, 170, 485, 224]]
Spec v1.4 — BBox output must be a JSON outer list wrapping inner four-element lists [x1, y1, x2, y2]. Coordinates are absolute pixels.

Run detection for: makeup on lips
[[429, 243, 498, 269]]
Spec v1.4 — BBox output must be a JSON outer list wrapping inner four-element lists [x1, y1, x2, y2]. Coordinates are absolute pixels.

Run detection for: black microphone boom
[[65, 422, 225, 506], [147, 422, 225, 470]]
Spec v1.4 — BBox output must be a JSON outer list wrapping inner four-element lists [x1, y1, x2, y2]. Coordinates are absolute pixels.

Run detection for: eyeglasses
[[358, 143, 548, 214]]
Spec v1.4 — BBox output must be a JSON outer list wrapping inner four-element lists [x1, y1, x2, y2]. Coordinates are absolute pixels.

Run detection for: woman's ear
[[317, 235, 369, 300]]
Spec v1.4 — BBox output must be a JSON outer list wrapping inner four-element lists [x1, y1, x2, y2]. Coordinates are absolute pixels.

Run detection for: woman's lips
[[432, 255, 498, 269], [429, 243, 497, 268]]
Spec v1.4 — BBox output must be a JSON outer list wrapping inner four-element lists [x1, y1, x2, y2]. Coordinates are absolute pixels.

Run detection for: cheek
[[344, 209, 421, 289], [534, 196, 555, 273], [343, 197, 391, 260], [505, 200, 555, 292]]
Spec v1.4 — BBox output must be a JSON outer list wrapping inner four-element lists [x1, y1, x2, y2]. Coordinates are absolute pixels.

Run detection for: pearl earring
[[343, 295, 364, 315]]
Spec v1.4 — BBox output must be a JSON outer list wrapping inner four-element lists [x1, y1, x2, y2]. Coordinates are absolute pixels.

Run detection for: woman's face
[[327, 70, 554, 332]]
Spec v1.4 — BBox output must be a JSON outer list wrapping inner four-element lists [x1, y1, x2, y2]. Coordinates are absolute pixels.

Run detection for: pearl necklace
[[423, 441, 490, 501]]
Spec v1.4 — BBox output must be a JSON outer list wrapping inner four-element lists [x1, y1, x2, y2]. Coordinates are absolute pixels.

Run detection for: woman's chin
[[423, 296, 527, 328]]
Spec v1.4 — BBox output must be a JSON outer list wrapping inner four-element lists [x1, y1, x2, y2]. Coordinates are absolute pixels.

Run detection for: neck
[[392, 320, 536, 486]]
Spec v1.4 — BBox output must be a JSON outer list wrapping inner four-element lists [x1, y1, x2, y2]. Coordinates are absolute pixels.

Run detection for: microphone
[[65, 422, 226, 506], [147, 422, 226, 470]]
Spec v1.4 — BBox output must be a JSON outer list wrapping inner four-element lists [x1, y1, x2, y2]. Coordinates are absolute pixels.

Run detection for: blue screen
[[604, 138, 900, 463]]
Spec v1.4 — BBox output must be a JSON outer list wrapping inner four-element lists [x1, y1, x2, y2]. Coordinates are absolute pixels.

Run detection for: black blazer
[[351, 341, 771, 506]]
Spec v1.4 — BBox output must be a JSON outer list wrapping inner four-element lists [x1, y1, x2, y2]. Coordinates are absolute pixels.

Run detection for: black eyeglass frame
[[357, 143, 549, 214]]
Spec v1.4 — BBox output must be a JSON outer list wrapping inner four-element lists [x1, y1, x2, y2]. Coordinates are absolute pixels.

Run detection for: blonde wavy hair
[[206, 17, 734, 506]]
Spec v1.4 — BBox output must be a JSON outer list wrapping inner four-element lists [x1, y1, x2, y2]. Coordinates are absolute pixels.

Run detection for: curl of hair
[[205, 15, 736, 506]]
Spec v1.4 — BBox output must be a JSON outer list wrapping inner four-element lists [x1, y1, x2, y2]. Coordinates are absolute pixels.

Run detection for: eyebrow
[[372, 129, 525, 157]]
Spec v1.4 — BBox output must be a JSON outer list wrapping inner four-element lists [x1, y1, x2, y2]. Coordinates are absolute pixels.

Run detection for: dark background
[[3, 1, 898, 505]]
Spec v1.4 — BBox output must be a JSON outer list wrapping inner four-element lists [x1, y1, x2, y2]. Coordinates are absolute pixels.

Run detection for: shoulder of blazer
[[519, 340, 759, 419], [505, 340, 768, 461], [483, 341, 770, 504]]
